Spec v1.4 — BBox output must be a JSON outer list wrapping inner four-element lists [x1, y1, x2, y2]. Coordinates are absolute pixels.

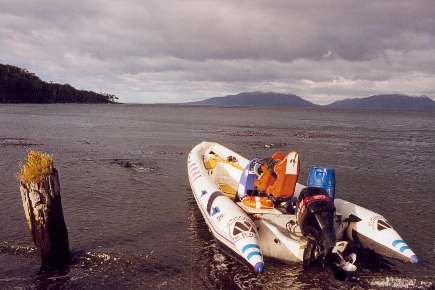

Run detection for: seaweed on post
[[18, 150, 70, 271]]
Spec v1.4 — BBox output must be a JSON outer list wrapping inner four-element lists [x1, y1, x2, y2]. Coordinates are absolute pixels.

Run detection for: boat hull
[[334, 199, 418, 264], [188, 142, 264, 273]]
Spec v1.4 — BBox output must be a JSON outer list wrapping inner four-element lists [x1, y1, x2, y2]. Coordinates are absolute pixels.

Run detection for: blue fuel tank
[[307, 165, 336, 199]]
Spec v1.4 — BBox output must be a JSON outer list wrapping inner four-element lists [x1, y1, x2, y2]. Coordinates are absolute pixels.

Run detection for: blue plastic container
[[307, 165, 336, 199]]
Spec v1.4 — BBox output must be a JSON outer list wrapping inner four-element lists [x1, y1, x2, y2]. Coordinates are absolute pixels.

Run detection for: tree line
[[0, 63, 118, 103]]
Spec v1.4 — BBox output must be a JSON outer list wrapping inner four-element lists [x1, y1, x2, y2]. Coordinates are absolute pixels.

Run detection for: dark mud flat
[[0, 104, 434, 289]]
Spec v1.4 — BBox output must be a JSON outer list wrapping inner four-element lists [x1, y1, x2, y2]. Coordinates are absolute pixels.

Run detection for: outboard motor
[[296, 187, 336, 266]]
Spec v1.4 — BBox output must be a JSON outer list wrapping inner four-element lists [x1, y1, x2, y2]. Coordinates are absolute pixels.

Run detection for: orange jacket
[[254, 151, 300, 199]]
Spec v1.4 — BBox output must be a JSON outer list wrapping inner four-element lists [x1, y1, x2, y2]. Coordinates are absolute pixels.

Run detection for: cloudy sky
[[1, 0, 434, 104]]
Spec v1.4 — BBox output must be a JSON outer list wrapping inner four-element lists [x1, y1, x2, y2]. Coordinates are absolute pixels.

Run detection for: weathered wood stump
[[18, 150, 70, 271]]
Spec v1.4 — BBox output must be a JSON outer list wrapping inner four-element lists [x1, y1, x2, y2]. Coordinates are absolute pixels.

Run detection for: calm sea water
[[0, 104, 434, 289]]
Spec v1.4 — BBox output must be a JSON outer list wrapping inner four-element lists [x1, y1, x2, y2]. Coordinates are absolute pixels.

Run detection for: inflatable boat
[[187, 142, 418, 274]]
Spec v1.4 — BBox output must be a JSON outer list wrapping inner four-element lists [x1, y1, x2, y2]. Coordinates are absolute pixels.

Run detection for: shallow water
[[0, 104, 434, 289]]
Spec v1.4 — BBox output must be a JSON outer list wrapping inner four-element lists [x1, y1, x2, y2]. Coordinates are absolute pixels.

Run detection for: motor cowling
[[296, 187, 336, 264]]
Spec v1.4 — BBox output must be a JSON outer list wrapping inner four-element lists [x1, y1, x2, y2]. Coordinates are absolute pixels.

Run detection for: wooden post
[[18, 150, 70, 271]]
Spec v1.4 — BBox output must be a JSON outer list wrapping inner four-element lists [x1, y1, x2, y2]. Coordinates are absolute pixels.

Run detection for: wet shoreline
[[1, 104, 434, 289]]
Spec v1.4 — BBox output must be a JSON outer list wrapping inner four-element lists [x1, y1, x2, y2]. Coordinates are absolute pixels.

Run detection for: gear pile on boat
[[187, 142, 418, 277]]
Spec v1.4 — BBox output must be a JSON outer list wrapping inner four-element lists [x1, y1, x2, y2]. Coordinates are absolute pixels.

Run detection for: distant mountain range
[[0, 63, 117, 103], [328, 94, 435, 110], [191, 91, 315, 107], [188, 92, 435, 111], [2, 62, 434, 109]]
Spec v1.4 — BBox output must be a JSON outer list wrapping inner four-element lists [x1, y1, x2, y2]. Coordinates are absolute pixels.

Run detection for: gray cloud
[[1, 0, 434, 103]]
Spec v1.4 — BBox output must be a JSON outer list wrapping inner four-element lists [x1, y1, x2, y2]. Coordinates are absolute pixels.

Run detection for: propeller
[[331, 241, 357, 273]]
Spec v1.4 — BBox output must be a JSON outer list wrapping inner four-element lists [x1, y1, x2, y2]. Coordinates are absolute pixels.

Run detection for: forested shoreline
[[0, 64, 117, 103]]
